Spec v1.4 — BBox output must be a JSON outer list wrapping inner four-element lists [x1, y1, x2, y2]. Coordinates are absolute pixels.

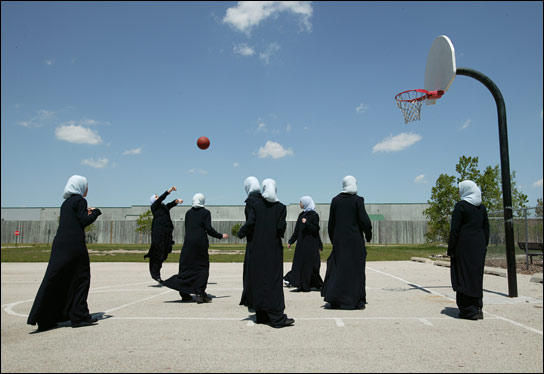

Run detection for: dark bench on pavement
[[517, 242, 544, 264]]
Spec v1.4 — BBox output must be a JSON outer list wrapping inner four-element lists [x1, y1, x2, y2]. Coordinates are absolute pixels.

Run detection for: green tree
[[536, 197, 543, 217], [136, 209, 153, 243], [85, 223, 97, 243], [424, 155, 528, 243], [424, 174, 457, 243], [231, 223, 241, 237]]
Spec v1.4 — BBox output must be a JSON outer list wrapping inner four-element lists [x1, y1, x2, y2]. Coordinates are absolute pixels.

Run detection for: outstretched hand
[[222, 233, 229, 239], [168, 186, 177, 194], [175, 199, 183, 204]]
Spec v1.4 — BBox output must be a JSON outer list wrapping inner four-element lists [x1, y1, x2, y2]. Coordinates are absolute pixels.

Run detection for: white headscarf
[[261, 178, 278, 203], [63, 175, 88, 199], [459, 180, 482, 207], [244, 176, 261, 196], [300, 196, 315, 212], [192, 193, 205, 208], [342, 175, 357, 194], [149, 194, 158, 205]]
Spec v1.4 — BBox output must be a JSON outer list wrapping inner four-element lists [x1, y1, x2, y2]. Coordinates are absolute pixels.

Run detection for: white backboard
[[424, 35, 456, 105]]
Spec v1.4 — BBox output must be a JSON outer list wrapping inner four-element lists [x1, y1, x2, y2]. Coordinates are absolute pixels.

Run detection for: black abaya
[[284, 210, 323, 291], [321, 193, 372, 309], [238, 198, 288, 326], [27, 194, 102, 329], [162, 207, 223, 297], [144, 190, 178, 280], [448, 200, 489, 318], [240, 191, 262, 307]]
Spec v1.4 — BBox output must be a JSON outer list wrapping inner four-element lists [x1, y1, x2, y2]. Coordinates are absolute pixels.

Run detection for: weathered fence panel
[[2, 220, 428, 245]]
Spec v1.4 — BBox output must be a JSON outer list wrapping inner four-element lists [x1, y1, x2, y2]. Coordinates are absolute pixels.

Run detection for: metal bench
[[517, 242, 543, 265]]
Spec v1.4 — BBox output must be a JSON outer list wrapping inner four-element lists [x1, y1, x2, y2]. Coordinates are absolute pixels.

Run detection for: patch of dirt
[[485, 258, 543, 275]]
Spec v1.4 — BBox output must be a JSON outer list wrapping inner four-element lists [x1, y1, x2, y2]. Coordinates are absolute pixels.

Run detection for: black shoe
[[152, 276, 163, 283], [72, 317, 98, 328], [179, 292, 192, 302], [37, 322, 57, 332], [476, 309, 484, 320], [325, 303, 339, 310], [196, 294, 211, 304], [202, 293, 212, 302], [458, 312, 478, 321], [273, 318, 295, 328]]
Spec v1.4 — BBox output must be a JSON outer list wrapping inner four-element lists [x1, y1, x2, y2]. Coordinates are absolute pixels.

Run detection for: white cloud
[[461, 119, 471, 129], [122, 147, 142, 155], [259, 42, 280, 64], [233, 43, 255, 56], [533, 178, 543, 188], [82, 157, 109, 168], [187, 168, 208, 175], [44, 59, 53, 66], [257, 140, 293, 159], [256, 122, 268, 132], [79, 118, 110, 126], [17, 109, 56, 127], [233, 162, 240, 168], [372, 132, 422, 153], [223, 1, 313, 35], [414, 174, 428, 184], [286, 123, 292, 132], [356, 103, 368, 113], [37, 110, 56, 120], [55, 124, 103, 145]]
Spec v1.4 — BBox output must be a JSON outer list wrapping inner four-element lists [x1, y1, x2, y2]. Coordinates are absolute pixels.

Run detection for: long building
[[1, 203, 430, 245]]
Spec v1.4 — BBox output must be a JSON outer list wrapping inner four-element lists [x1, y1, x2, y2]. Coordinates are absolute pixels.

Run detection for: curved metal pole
[[456, 67, 517, 297]]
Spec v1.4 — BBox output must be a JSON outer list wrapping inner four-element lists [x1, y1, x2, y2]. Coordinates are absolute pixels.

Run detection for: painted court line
[[366, 266, 543, 335], [104, 290, 173, 313]]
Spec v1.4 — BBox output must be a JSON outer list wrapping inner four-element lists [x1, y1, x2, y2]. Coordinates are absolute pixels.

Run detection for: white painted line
[[104, 290, 173, 313], [482, 311, 543, 336], [367, 266, 455, 301], [2, 299, 34, 317], [334, 318, 344, 327], [367, 266, 543, 335], [418, 318, 434, 326]]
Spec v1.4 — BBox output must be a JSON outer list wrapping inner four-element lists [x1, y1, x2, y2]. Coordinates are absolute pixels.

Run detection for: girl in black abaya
[[238, 179, 294, 328], [27, 175, 102, 331], [162, 193, 228, 303], [144, 186, 183, 283], [284, 196, 324, 292], [448, 180, 490, 320], [321, 175, 372, 310], [239, 176, 262, 309]]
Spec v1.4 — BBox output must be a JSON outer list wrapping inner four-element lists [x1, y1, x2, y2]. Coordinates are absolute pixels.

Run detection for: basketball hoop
[[395, 89, 444, 124]]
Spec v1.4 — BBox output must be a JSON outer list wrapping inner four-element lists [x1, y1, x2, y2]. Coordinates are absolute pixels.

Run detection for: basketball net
[[395, 89, 444, 124]]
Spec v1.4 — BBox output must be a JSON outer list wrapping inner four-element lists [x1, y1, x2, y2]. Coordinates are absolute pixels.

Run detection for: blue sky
[[1, 1, 542, 209]]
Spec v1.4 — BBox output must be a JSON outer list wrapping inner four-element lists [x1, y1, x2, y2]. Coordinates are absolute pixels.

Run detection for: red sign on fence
[[14, 230, 20, 236]]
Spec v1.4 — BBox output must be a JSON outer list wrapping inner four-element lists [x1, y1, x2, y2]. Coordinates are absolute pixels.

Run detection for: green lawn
[[1, 243, 450, 263]]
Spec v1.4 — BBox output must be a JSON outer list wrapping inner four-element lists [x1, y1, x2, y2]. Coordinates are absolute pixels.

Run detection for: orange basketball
[[197, 136, 210, 150]]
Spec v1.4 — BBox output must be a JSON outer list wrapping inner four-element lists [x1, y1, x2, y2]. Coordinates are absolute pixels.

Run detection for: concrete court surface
[[1, 261, 542, 373]]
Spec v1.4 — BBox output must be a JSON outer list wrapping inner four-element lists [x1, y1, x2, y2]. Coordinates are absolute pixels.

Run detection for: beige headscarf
[[459, 180, 482, 206], [261, 179, 278, 202], [342, 175, 357, 195], [63, 175, 88, 199]]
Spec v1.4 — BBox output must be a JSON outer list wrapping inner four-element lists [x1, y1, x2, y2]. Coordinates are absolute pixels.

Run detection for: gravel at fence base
[[485, 258, 543, 275]]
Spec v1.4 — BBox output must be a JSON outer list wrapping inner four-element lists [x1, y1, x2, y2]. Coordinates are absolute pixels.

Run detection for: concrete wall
[[2, 203, 429, 222], [1, 219, 429, 245], [1, 203, 430, 245]]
